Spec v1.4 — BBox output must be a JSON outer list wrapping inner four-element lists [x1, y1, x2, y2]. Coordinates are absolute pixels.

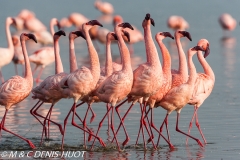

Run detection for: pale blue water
[[0, 1, 240, 159]]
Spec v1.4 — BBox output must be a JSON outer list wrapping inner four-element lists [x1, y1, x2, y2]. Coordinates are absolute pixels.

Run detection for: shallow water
[[0, 0, 240, 159]]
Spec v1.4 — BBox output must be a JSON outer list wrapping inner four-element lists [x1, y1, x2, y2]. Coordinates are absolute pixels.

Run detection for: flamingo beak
[[86, 20, 103, 27], [204, 44, 210, 58], [162, 32, 174, 39], [73, 31, 86, 40], [111, 33, 118, 40], [28, 33, 37, 43], [118, 22, 134, 30], [54, 30, 66, 36], [122, 30, 130, 42]]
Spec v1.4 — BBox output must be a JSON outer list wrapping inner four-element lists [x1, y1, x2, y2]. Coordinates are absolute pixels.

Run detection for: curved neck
[[105, 39, 113, 76], [197, 51, 215, 81], [156, 38, 171, 75], [83, 27, 100, 81], [115, 27, 131, 71], [144, 25, 161, 68], [6, 21, 14, 54], [69, 37, 78, 73], [187, 53, 197, 85], [20, 40, 32, 81], [175, 35, 188, 77], [54, 37, 63, 74], [50, 19, 57, 36]]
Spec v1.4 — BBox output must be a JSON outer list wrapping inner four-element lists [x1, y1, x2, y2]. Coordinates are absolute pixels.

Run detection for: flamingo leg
[[35, 67, 44, 83], [83, 104, 90, 147], [32, 65, 38, 75], [89, 104, 96, 123], [33, 102, 63, 136], [176, 112, 203, 147], [110, 106, 120, 150], [71, 103, 106, 148], [0, 70, 4, 83], [90, 106, 112, 150], [186, 105, 198, 144], [106, 103, 110, 133], [195, 107, 207, 144], [30, 101, 47, 137], [144, 108, 155, 147], [112, 99, 131, 143], [1, 109, 36, 149], [40, 103, 55, 145]]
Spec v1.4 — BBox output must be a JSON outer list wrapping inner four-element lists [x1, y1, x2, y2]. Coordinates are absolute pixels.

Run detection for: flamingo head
[[159, 32, 174, 39], [86, 20, 103, 27], [143, 13, 155, 27], [21, 33, 37, 43], [70, 31, 86, 40], [12, 35, 20, 46], [107, 32, 118, 41], [113, 15, 123, 26], [122, 30, 130, 42], [118, 22, 134, 30], [54, 30, 66, 38], [178, 31, 192, 41], [197, 39, 210, 58]]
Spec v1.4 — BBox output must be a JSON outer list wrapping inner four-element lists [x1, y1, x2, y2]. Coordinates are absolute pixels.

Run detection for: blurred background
[[0, 0, 240, 159]]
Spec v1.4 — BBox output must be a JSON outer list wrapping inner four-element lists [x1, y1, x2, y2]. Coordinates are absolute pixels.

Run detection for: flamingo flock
[[0, 6, 217, 151]]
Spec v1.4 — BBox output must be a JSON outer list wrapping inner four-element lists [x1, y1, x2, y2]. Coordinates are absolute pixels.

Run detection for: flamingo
[[167, 15, 189, 31], [30, 30, 67, 144], [186, 39, 215, 144], [0, 33, 37, 149], [142, 32, 175, 146], [218, 13, 236, 37], [12, 35, 24, 76], [0, 17, 16, 83], [60, 13, 89, 29], [155, 46, 205, 147], [29, 18, 61, 82], [113, 15, 144, 53], [59, 20, 105, 150], [94, 0, 114, 15], [91, 22, 134, 150]]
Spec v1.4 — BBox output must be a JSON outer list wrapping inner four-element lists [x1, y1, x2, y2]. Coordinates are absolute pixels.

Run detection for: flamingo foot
[[122, 137, 130, 146], [196, 139, 204, 147], [27, 140, 36, 149], [90, 113, 96, 123]]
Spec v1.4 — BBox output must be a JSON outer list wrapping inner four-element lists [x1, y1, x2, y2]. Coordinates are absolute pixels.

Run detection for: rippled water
[[0, 0, 240, 159]]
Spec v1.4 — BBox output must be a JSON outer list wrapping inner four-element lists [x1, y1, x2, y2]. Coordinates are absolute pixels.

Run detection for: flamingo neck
[[115, 27, 131, 71], [84, 28, 100, 82], [187, 52, 197, 86], [105, 39, 113, 77], [21, 40, 32, 81], [156, 38, 171, 76], [54, 37, 63, 74], [197, 51, 215, 81], [175, 35, 188, 78], [69, 37, 78, 73], [6, 20, 14, 55], [50, 19, 57, 36], [144, 25, 161, 68]]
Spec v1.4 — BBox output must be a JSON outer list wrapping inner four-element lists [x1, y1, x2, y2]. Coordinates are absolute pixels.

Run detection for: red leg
[[30, 101, 47, 137], [195, 108, 207, 144], [106, 103, 110, 133], [83, 104, 90, 147], [186, 106, 197, 144], [90, 106, 112, 150], [112, 99, 132, 143], [176, 112, 203, 147], [35, 67, 44, 83], [1, 109, 36, 149], [71, 103, 105, 148], [145, 108, 155, 147], [32, 65, 38, 75], [110, 106, 120, 150], [89, 104, 96, 123]]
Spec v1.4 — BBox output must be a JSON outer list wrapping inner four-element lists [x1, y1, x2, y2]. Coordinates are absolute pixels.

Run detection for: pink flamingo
[[60, 13, 89, 29], [141, 32, 175, 147], [59, 20, 105, 150], [167, 15, 189, 31], [94, 0, 114, 15], [219, 13, 236, 32], [156, 46, 205, 147], [0, 17, 16, 83], [91, 22, 134, 151], [0, 33, 37, 149], [153, 30, 192, 146], [12, 35, 25, 75], [29, 18, 61, 82], [186, 39, 215, 144], [114, 13, 164, 149], [30, 30, 67, 144], [113, 15, 143, 53]]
